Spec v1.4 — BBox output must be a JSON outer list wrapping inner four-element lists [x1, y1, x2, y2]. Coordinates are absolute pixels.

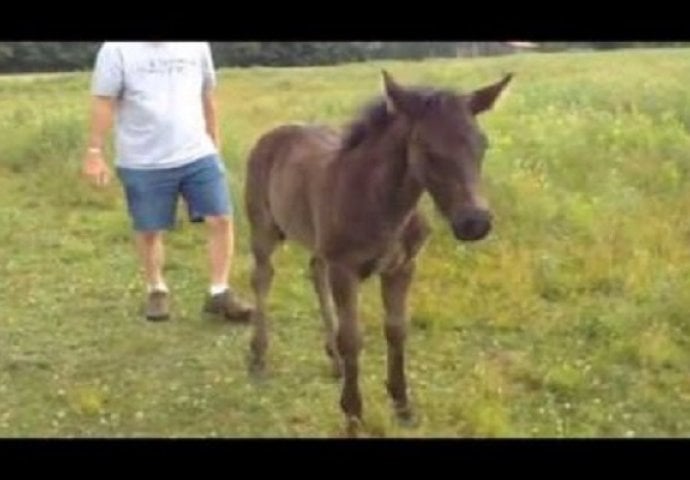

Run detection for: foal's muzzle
[[452, 209, 492, 242]]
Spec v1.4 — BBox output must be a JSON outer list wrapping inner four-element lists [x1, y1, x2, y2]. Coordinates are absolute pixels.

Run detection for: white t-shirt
[[91, 42, 218, 169]]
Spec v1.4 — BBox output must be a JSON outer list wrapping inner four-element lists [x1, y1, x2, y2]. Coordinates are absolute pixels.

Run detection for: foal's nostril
[[464, 219, 486, 238], [453, 211, 492, 241]]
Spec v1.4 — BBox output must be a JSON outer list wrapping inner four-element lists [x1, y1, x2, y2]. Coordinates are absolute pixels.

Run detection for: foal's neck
[[351, 119, 423, 229]]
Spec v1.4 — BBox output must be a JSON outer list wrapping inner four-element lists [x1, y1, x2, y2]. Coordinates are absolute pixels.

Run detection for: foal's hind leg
[[309, 257, 342, 378], [248, 230, 280, 376], [380, 260, 415, 424]]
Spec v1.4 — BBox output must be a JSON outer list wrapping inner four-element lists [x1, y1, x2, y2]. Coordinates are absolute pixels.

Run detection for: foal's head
[[382, 71, 512, 242]]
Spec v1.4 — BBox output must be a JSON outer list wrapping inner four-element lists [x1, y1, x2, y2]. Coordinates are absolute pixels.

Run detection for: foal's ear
[[382, 70, 416, 116], [468, 73, 513, 115]]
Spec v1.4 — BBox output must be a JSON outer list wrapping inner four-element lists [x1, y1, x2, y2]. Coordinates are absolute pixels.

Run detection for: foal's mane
[[339, 87, 464, 153]]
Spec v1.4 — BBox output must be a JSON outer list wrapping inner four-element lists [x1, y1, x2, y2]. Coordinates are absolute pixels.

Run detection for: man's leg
[[180, 155, 253, 322], [117, 166, 178, 321], [135, 231, 167, 289], [134, 230, 170, 320], [205, 214, 233, 291]]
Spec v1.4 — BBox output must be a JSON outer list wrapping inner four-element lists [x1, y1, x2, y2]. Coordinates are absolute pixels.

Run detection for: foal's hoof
[[345, 416, 363, 438], [395, 406, 418, 428], [247, 354, 267, 380]]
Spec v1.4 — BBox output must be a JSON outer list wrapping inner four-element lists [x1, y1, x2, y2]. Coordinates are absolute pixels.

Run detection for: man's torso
[[97, 42, 217, 169]]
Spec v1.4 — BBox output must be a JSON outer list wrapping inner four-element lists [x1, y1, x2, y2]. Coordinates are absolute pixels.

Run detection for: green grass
[[3, 48, 690, 437]]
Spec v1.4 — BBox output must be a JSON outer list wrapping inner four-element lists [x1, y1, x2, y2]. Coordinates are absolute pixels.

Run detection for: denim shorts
[[116, 154, 233, 232]]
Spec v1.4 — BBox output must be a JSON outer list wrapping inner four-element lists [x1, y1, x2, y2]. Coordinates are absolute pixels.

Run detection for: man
[[82, 42, 252, 322]]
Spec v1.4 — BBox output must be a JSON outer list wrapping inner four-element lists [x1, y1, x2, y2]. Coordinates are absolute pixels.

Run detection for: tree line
[[0, 42, 686, 74]]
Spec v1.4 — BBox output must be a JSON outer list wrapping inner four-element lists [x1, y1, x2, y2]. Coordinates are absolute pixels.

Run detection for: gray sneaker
[[145, 291, 170, 321], [203, 288, 253, 323]]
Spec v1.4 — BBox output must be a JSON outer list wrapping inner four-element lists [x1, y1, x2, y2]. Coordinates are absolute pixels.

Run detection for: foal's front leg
[[328, 262, 362, 434], [380, 260, 415, 423]]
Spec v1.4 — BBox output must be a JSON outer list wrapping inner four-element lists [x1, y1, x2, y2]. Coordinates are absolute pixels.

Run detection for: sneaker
[[203, 288, 253, 323], [145, 290, 170, 321]]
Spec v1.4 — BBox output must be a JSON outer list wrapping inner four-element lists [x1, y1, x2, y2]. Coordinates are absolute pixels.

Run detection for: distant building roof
[[506, 41, 538, 49]]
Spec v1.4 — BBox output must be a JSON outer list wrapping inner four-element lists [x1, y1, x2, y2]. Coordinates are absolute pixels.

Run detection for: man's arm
[[83, 43, 123, 187], [87, 96, 116, 151], [202, 89, 220, 150], [82, 96, 116, 187], [200, 43, 220, 151]]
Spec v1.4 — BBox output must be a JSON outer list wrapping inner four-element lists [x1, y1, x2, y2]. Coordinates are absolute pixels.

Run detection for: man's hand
[[82, 148, 111, 187]]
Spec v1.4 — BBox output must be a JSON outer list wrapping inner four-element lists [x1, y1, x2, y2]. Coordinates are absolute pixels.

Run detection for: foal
[[245, 71, 512, 432]]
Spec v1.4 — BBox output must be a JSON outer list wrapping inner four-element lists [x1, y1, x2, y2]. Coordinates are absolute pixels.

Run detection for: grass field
[[2, 48, 690, 437]]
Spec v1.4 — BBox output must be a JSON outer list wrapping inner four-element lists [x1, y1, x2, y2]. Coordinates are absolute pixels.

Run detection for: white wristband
[[88, 147, 102, 153]]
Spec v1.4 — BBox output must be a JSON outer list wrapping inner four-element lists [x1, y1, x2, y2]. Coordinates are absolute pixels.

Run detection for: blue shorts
[[116, 154, 233, 232]]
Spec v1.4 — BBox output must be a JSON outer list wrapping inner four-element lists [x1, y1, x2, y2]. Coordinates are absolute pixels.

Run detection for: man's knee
[[136, 231, 164, 245], [205, 215, 232, 230]]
